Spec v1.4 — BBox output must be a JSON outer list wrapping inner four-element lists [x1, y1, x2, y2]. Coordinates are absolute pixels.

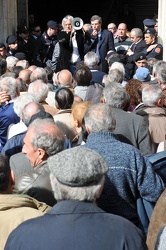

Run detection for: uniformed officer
[[143, 28, 163, 60]]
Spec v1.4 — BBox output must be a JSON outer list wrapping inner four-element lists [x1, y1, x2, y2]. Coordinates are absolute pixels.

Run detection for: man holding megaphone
[[47, 15, 91, 74]]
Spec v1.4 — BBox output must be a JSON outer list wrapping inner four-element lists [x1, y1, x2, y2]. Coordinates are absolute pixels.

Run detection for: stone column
[[158, 0, 166, 61], [0, 0, 17, 44]]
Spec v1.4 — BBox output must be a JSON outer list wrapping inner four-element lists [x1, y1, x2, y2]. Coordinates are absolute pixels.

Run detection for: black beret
[[0, 42, 6, 49], [143, 18, 156, 28], [17, 25, 29, 34], [6, 35, 17, 45], [134, 52, 147, 62], [47, 20, 59, 29], [144, 28, 156, 36]]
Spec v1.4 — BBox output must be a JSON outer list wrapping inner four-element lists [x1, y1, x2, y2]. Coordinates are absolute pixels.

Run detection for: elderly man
[[83, 103, 164, 235], [0, 154, 50, 249], [9, 117, 65, 205], [0, 77, 20, 151], [5, 146, 147, 250]]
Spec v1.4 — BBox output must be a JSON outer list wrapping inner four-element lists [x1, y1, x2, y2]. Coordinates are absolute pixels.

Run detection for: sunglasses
[[35, 29, 41, 32]]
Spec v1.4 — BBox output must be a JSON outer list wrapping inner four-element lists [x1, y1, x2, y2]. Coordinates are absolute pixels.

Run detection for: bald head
[[58, 69, 73, 87], [19, 69, 32, 84], [22, 101, 45, 126]]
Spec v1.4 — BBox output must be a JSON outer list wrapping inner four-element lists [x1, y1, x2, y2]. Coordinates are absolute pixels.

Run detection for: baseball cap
[[133, 67, 151, 82]]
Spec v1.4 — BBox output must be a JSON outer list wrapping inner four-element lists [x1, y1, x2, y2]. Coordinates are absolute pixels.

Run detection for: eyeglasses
[[35, 29, 41, 32]]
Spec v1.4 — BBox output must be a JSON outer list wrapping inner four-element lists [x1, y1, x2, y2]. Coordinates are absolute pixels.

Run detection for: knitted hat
[[48, 146, 109, 187], [133, 67, 151, 82]]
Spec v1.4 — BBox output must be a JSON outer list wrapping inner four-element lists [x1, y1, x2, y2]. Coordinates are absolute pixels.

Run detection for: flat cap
[[47, 20, 59, 29], [134, 52, 147, 62], [143, 18, 156, 28], [144, 28, 156, 36], [48, 146, 109, 187], [14, 52, 27, 60], [17, 25, 29, 34], [6, 35, 17, 45], [133, 67, 151, 82]]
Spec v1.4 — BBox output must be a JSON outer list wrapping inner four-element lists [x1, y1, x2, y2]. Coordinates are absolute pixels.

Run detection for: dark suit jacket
[[86, 29, 115, 73], [112, 107, 155, 156]]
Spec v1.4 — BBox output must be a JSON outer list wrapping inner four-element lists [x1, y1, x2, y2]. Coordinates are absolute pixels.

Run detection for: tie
[[95, 35, 100, 63]]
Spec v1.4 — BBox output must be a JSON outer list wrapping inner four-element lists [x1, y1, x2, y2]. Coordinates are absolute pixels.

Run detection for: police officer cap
[[0, 42, 6, 49], [143, 18, 156, 28], [6, 35, 17, 45], [144, 28, 156, 36], [47, 20, 59, 29], [134, 52, 147, 62], [17, 25, 29, 34]]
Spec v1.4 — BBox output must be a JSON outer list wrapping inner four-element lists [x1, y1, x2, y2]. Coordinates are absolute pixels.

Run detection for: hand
[[147, 44, 157, 52], [91, 30, 98, 39], [0, 91, 10, 105]]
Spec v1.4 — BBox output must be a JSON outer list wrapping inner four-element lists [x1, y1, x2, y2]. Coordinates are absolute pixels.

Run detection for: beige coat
[[0, 194, 50, 249]]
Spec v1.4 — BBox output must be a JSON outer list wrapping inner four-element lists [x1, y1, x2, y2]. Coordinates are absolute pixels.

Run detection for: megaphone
[[72, 17, 84, 30]]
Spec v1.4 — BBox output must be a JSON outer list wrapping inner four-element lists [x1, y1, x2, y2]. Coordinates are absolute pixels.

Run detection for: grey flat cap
[[48, 146, 108, 187]]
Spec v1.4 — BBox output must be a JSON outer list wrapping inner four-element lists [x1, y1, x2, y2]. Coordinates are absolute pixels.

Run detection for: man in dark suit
[[124, 28, 147, 80], [85, 15, 115, 74]]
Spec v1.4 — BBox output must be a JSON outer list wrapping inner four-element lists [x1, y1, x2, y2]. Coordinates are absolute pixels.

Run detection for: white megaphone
[[72, 17, 84, 30]]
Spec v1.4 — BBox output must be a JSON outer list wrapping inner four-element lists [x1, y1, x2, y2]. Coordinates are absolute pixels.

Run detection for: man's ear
[[157, 98, 163, 107], [10, 170, 15, 186], [37, 148, 46, 160], [85, 124, 91, 134]]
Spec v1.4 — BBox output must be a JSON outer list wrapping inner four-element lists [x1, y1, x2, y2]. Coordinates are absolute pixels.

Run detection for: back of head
[[156, 64, 166, 85], [73, 64, 92, 87], [48, 146, 108, 201], [103, 83, 129, 109], [153, 60, 166, 77], [30, 67, 48, 83], [28, 79, 49, 102], [13, 93, 36, 118], [16, 59, 29, 69], [109, 62, 125, 79], [84, 103, 116, 133], [0, 76, 18, 99], [58, 69, 73, 88], [28, 118, 65, 156], [21, 101, 45, 126], [108, 68, 124, 83], [71, 101, 92, 127], [84, 51, 99, 68], [0, 154, 10, 193], [6, 56, 19, 71], [142, 84, 163, 106], [55, 87, 74, 109]]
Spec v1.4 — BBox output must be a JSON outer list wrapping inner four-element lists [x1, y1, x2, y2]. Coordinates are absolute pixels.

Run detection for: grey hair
[[107, 68, 124, 83], [84, 103, 116, 132], [103, 83, 129, 109], [156, 64, 166, 85], [142, 84, 163, 106], [61, 15, 73, 29], [84, 51, 99, 67], [0, 77, 18, 99], [28, 118, 65, 156], [152, 60, 166, 76], [50, 173, 104, 202], [109, 61, 125, 77], [6, 56, 19, 71], [13, 93, 36, 118], [30, 67, 48, 83], [28, 79, 49, 102], [131, 28, 143, 38]]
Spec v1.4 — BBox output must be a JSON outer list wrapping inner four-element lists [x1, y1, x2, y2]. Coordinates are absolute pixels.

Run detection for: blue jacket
[[84, 132, 165, 227], [0, 102, 20, 152], [5, 200, 147, 250]]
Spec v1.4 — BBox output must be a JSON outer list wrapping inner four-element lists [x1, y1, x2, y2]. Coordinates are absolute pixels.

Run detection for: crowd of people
[[0, 12, 166, 250]]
